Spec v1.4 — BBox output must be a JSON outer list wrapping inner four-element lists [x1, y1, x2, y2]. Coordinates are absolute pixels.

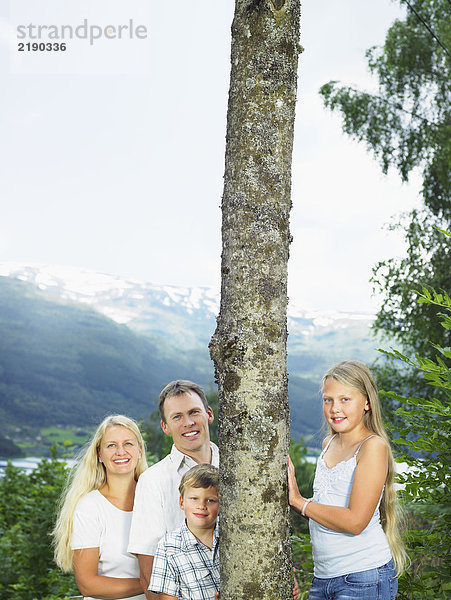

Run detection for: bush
[[289, 438, 316, 596], [0, 451, 78, 600]]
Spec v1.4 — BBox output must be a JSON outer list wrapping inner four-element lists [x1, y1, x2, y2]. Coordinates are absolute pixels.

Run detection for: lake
[[0, 456, 76, 474]]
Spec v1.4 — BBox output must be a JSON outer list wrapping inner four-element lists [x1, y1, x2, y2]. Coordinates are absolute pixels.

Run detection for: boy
[[148, 464, 220, 600]]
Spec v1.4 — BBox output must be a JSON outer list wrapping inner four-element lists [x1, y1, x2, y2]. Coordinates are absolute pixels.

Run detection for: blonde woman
[[288, 361, 407, 600], [54, 415, 148, 600]]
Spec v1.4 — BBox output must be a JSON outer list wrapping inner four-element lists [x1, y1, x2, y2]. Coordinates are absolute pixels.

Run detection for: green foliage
[[291, 532, 313, 600], [289, 438, 315, 534], [320, 0, 450, 214], [139, 407, 172, 463], [372, 213, 450, 357], [0, 451, 78, 600], [0, 432, 25, 458], [40, 427, 91, 457], [289, 439, 316, 595], [379, 288, 450, 599]]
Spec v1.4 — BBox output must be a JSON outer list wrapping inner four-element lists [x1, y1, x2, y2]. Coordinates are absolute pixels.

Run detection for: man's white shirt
[[128, 442, 219, 556]]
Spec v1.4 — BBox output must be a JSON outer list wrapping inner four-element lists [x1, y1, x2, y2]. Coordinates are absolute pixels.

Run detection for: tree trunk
[[209, 2, 301, 599]]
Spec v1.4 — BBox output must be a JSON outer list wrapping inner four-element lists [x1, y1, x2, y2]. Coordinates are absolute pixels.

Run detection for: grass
[[41, 426, 91, 447]]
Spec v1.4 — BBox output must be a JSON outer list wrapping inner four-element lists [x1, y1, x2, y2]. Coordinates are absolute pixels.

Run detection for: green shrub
[[0, 451, 78, 600]]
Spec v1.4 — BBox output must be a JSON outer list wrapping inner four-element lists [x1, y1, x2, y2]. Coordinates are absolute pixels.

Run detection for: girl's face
[[322, 378, 370, 434], [97, 425, 141, 477]]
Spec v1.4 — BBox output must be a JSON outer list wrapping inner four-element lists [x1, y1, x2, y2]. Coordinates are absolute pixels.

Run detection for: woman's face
[[97, 425, 141, 477]]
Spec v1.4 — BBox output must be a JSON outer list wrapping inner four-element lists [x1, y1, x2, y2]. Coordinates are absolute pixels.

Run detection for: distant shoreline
[[0, 456, 76, 474]]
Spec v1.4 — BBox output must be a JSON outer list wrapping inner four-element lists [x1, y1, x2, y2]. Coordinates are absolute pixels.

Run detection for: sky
[[0, 0, 421, 313]]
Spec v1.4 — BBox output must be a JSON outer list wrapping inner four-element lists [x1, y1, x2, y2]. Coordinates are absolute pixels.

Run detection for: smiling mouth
[[332, 417, 346, 422], [113, 458, 130, 464], [182, 431, 199, 438]]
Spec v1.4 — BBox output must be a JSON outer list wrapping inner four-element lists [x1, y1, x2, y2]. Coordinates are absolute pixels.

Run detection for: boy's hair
[[159, 380, 208, 422], [179, 464, 219, 497]]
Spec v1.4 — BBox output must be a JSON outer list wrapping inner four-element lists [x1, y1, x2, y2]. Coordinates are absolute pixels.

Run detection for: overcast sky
[[1, 0, 420, 313]]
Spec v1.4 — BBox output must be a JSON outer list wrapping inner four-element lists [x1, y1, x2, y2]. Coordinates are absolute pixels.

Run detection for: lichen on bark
[[209, 1, 301, 599]]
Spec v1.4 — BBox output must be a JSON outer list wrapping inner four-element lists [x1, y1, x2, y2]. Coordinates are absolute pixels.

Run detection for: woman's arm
[[288, 437, 388, 535], [73, 548, 143, 599]]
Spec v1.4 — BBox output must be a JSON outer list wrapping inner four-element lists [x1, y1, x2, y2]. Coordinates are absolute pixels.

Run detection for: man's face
[[160, 391, 214, 455]]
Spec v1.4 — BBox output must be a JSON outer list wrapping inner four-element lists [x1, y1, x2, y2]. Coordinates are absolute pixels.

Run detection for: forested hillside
[[0, 277, 207, 451], [0, 276, 325, 454]]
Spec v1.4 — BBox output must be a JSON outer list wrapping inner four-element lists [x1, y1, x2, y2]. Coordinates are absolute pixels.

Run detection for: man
[[128, 380, 219, 599]]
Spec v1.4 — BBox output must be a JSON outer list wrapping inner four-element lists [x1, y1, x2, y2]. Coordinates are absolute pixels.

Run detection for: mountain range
[[0, 262, 378, 454]]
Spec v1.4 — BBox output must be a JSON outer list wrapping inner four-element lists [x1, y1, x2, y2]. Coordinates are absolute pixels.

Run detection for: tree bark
[[209, 1, 301, 599]]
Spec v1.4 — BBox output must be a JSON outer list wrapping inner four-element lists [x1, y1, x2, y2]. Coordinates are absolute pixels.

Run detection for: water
[[0, 456, 76, 474]]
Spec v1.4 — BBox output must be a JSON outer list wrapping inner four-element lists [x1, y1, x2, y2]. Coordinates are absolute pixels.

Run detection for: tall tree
[[209, 1, 301, 599], [320, 0, 450, 218], [319, 0, 450, 396]]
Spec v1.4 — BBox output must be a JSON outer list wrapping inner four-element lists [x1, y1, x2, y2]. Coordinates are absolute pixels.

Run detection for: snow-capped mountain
[[0, 262, 220, 350], [0, 262, 373, 328], [0, 262, 382, 446], [0, 262, 377, 377], [0, 262, 218, 323]]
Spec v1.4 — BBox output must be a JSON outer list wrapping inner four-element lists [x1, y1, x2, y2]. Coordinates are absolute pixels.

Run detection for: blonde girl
[[288, 361, 406, 600], [53, 415, 148, 600]]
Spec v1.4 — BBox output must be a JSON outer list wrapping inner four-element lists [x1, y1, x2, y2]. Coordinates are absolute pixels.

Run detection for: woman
[[53, 415, 148, 600]]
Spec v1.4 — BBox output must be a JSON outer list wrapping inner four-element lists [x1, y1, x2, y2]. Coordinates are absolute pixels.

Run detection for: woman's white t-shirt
[[71, 489, 145, 600]]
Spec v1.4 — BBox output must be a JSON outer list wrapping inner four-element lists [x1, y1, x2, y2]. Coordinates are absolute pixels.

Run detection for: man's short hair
[[179, 464, 219, 498], [159, 380, 208, 422]]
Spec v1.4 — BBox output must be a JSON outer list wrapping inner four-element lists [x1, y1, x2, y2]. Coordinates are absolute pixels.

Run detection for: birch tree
[[209, 1, 301, 598]]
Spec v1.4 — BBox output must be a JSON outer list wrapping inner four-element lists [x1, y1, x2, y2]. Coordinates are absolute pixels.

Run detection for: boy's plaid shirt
[[149, 522, 219, 600]]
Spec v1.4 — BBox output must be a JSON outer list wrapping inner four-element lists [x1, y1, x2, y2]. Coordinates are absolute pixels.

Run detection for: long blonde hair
[[322, 361, 407, 574], [53, 414, 148, 572]]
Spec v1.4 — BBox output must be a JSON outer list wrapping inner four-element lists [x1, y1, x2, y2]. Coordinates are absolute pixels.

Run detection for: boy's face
[[180, 485, 219, 531]]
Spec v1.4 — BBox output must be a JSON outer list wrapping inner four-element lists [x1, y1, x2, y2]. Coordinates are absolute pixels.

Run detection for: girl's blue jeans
[[308, 559, 398, 600]]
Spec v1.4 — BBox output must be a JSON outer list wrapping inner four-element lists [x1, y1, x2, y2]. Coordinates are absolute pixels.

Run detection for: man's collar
[[170, 443, 191, 469], [211, 442, 219, 466], [170, 442, 219, 470]]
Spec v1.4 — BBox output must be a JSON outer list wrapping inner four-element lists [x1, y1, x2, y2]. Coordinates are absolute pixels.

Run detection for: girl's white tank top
[[309, 434, 392, 578]]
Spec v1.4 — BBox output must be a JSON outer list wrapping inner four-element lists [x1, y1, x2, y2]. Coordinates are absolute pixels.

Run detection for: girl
[[53, 415, 148, 600], [288, 361, 406, 600]]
